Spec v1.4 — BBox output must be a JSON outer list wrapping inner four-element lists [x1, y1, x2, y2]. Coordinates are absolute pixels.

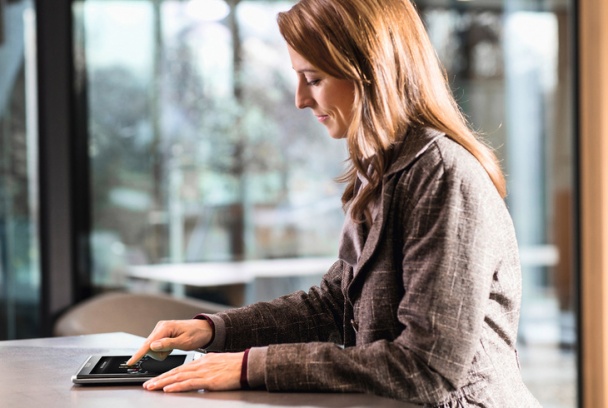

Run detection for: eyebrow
[[293, 68, 320, 74]]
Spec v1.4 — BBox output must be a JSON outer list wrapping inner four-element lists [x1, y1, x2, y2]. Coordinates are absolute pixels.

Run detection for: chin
[[327, 130, 347, 140]]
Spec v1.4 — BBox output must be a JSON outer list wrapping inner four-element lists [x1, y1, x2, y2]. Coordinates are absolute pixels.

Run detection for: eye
[[306, 78, 321, 86]]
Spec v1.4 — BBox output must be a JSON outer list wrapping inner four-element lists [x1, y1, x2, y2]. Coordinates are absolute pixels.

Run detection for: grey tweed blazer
[[214, 127, 541, 407]]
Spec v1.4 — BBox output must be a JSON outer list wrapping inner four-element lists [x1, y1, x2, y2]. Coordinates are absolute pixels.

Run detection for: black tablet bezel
[[71, 353, 198, 384]]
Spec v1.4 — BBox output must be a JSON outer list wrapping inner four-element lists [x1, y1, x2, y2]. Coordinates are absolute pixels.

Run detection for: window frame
[[578, 0, 608, 407], [35, 0, 92, 335]]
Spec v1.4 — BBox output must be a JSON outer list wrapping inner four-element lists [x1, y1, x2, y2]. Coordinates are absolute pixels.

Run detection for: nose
[[295, 79, 312, 110]]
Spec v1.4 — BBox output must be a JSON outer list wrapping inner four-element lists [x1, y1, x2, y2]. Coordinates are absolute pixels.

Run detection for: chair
[[53, 291, 228, 337]]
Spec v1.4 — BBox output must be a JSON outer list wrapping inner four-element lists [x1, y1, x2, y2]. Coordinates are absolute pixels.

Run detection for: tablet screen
[[91, 355, 186, 376]]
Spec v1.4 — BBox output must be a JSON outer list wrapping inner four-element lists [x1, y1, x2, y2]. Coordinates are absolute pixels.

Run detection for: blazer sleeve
[[257, 146, 514, 404], [213, 258, 347, 350]]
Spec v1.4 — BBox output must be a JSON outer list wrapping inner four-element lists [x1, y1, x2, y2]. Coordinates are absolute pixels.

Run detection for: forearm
[[221, 288, 343, 350], [261, 339, 462, 404], [207, 260, 346, 351], [194, 259, 346, 352]]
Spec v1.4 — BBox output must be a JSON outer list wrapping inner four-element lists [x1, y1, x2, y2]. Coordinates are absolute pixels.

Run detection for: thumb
[[150, 339, 174, 352], [147, 339, 176, 361], [146, 349, 172, 361]]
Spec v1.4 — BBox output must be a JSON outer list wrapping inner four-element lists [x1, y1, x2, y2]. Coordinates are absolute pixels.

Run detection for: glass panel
[[0, 0, 40, 340], [417, 1, 576, 407], [76, 0, 345, 304]]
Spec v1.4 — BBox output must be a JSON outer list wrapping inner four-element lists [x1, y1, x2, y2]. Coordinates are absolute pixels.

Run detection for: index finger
[[126, 342, 151, 366]]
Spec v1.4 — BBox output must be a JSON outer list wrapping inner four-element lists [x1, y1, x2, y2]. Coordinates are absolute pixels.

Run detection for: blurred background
[[0, 0, 576, 406]]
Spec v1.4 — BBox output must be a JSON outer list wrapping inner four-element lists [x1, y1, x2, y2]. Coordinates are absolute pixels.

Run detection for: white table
[[127, 257, 335, 303]]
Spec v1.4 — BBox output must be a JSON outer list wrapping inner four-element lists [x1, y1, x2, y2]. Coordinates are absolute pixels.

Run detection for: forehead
[[287, 45, 319, 73]]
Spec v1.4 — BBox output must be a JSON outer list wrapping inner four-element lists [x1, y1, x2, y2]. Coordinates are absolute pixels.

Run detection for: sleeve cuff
[[240, 349, 251, 389], [246, 346, 268, 389], [193, 313, 226, 351]]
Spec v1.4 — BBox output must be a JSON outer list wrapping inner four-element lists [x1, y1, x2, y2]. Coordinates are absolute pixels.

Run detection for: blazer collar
[[348, 127, 445, 295], [385, 126, 445, 179]]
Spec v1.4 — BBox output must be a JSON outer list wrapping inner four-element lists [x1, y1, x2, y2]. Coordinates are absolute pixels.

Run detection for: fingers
[[127, 319, 213, 366], [144, 361, 204, 392], [145, 374, 206, 393], [143, 366, 198, 392], [126, 321, 177, 365], [143, 352, 243, 393], [126, 344, 151, 366], [126, 338, 171, 365], [145, 349, 172, 361]]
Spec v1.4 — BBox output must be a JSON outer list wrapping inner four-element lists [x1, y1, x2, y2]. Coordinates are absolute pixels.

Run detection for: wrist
[[193, 314, 215, 348], [193, 313, 226, 351]]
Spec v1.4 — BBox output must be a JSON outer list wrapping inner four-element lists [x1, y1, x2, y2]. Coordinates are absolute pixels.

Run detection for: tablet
[[72, 353, 200, 384]]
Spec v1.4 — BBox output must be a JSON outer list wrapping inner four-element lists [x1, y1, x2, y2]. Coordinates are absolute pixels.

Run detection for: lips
[[315, 114, 329, 123]]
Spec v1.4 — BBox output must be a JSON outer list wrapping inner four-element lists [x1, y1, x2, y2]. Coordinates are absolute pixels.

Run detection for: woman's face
[[288, 46, 355, 139]]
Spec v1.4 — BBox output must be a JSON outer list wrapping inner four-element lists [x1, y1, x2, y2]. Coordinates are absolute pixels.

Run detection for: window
[[0, 0, 40, 339], [75, 0, 345, 304]]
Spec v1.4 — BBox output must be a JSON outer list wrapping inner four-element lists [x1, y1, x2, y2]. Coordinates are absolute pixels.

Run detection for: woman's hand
[[142, 352, 244, 392], [126, 319, 213, 366]]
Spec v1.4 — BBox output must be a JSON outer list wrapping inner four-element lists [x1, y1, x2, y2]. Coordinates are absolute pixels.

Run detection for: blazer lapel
[[347, 127, 444, 298]]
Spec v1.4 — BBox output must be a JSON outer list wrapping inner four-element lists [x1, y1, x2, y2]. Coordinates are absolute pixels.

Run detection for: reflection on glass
[[0, 0, 40, 340]]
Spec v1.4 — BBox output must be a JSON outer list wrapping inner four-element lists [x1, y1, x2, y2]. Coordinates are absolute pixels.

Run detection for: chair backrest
[[53, 291, 228, 337]]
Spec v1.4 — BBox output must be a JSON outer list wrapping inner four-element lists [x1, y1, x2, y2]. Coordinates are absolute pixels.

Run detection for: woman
[[127, 0, 541, 406]]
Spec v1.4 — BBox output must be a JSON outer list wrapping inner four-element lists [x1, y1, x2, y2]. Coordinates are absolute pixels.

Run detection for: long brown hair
[[277, 0, 506, 223]]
